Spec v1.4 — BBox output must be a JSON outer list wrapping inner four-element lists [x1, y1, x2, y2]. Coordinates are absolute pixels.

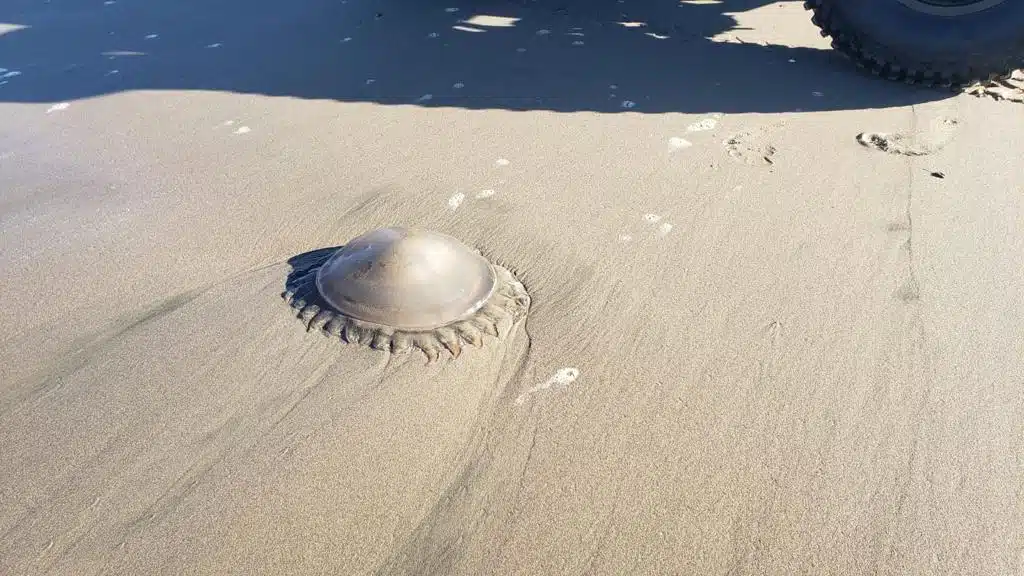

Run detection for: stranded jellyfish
[[283, 227, 531, 362]]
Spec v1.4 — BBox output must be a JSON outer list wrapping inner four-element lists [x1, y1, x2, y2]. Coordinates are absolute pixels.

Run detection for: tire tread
[[804, 0, 1019, 88]]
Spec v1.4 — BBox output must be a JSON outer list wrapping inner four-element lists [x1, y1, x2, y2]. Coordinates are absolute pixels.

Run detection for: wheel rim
[[896, 0, 1008, 15]]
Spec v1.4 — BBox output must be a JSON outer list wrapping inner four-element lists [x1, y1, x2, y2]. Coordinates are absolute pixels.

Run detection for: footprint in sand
[[724, 129, 777, 165], [856, 117, 960, 156], [515, 368, 580, 405]]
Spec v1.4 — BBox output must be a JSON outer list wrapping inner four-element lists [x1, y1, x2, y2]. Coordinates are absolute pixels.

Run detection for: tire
[[805, 0, 1024, 87]]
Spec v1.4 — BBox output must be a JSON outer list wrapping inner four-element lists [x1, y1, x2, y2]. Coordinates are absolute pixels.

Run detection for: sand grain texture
[[1, 0, 1023, 574]]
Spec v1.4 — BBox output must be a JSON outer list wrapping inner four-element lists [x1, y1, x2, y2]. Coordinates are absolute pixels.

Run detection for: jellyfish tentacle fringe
[[283, 264, 530, 362]]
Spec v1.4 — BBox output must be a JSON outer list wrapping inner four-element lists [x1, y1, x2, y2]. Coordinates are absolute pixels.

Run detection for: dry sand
[[2, 0, 1023, 574]]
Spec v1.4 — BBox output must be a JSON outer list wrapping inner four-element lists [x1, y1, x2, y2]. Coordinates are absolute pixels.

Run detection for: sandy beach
[[2, 0, 1023, 574]]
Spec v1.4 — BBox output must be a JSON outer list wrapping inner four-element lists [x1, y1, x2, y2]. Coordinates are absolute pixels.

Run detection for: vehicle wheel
[[805, 0, 1024, 87]]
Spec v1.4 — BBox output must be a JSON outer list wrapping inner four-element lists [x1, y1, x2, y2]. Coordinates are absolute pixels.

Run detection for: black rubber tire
[[805, 0, 1024, 87]]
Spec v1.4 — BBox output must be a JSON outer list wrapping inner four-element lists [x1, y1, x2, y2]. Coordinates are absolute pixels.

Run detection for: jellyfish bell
[[315, 227, 498, 331], [284, 227, 530, 362]]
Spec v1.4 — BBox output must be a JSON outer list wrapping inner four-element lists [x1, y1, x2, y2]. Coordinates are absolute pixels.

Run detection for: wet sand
[[1, 0, 1023, 574]]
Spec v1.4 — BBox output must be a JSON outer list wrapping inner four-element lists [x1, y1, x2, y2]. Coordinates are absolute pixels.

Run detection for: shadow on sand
[[1, 0, 954, 114]]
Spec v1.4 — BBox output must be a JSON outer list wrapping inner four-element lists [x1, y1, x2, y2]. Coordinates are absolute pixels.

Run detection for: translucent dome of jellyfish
[[282, 227, 531, 362]]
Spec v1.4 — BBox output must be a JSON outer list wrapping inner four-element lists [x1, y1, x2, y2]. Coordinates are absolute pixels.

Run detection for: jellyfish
[[283, 227, 531, 362]]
